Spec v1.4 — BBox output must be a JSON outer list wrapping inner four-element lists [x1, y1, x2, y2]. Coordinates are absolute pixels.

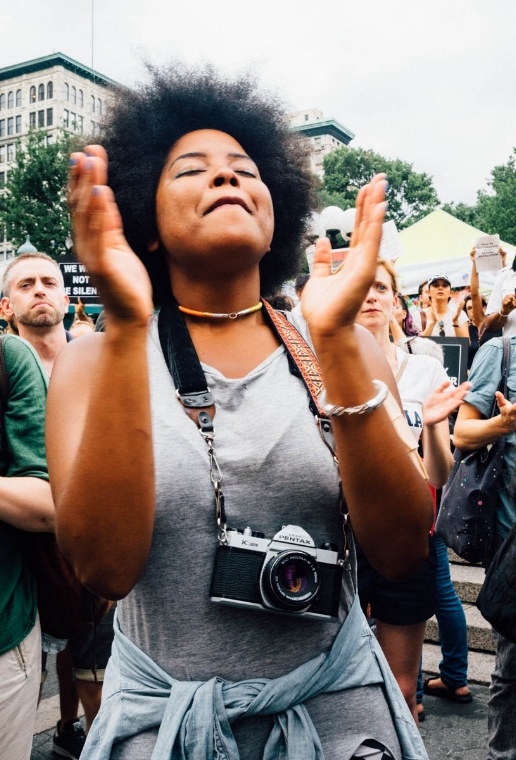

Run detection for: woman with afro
[[46, 63, 433, 759]]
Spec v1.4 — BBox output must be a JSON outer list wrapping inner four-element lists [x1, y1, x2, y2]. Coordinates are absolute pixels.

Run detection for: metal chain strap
[[339, 490, 352, 571], [199, 426, 228, 544], [199, 417, 351, 562]]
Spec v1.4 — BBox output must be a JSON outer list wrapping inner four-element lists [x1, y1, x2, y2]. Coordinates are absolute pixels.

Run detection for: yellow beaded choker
[[178, 301, 263, 320]]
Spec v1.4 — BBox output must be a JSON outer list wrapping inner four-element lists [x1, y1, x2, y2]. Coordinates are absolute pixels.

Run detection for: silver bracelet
[[499, 309, 509, 318], [318, 380, 388, 417]]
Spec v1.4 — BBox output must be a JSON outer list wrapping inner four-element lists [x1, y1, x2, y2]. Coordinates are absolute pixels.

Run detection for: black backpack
[[477, 523, 516, 643]]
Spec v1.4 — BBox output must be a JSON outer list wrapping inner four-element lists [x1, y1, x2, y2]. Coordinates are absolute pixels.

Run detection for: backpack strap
[[0, 336, 9, 453], [488, 336, 512, 419], [395, 352, 410, 384]]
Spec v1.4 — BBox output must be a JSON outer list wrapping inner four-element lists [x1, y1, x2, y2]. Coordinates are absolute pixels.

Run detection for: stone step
[[450, 562, 485, 604], [425, 602, 495, 653], [423, 642, 495, 686], [448, 547, 482, 566]]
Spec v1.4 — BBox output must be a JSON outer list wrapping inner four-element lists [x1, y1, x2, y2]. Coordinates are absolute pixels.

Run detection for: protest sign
[[427, 337, 469, 387], [475, 234, 502, 273], [58, 254, 100, 304], [379, 220, 403, 261], [330, 248, 349, 274]]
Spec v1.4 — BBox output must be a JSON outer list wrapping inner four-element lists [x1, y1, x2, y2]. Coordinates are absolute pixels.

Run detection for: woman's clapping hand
[[68, 146, 154, 326], [300, 175, 387, 339], [422, 380, 472, 427], [495, 392, 516, 433]]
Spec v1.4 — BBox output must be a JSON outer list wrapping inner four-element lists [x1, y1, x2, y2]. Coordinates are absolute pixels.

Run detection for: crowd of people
[[1, 62, 516, 760]]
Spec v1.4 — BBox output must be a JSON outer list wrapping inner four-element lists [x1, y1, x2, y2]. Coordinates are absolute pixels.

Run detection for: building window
[[7, 91, 14, 109], [0, 119, 4, 137], [90, 95, 95, 113], [47, 134, 54, 146], [46, 108, 53, 127], [70, 112, 76, 130], [0, 172, 4, 188], [7, 250, 14, 259], [38, 84, 45, 102], [7, 117, 13, 135], [77, 115, 83, 134], [0, 94, 4, 110], [97, 98, 102, 116], [30, 86, 36, 103], [89, 120, 95, 135], [0, 146, 5, 163], [63, 109, 69, 128], [16, 89, 22, 107], [7, 144, 15, 163], [71, 86, 76, 105], [29, 112, 36, 128], [47, 81, 53, 99], [78, 89, 83, 108], [63, 83, 69, 101], [15, 115, 21, 134], [38, 110, 45, 128]]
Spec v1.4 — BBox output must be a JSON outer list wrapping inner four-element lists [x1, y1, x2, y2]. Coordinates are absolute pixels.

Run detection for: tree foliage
[[0, 129, 81, 257], [475, 149, 516, 245], [440, 202, 481, 228], [322, 146, 440, 229]]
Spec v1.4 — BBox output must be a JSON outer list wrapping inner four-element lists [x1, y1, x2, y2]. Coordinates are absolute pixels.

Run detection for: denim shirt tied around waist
[[81, 596, 427, 760]]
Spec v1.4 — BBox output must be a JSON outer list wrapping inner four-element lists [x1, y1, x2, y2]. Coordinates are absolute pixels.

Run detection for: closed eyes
[[175, 168, 257, 179]]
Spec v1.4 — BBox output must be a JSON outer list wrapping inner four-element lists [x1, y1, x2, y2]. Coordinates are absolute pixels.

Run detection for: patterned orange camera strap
[[261, 299, 327, 419]]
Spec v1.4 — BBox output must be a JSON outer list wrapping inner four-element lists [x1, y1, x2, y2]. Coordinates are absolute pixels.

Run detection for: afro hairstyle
[[101, 63, 316, 304]]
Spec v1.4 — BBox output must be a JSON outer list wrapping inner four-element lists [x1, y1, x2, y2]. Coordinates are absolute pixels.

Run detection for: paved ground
[[419, 681, 488, 760], [31, 663, 489, 759]]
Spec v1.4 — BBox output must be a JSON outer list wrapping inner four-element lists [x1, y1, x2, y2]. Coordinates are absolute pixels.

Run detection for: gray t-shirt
[[113, 318, 401, 759]]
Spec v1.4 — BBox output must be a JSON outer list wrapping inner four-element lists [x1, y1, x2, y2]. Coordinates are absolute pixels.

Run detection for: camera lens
[[262, 551, 321, 611]]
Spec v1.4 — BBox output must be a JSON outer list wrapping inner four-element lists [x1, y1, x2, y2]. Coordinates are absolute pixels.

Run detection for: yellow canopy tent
[[396, 209, 516, 294]]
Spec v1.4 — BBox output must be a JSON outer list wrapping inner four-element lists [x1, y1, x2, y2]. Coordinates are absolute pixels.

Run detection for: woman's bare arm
[[302, 180, 433, 581], [453, 394, 516, 451], [47, 147, 155, 600], [469, 249, 485, 329], [47, 329, 154, 600]]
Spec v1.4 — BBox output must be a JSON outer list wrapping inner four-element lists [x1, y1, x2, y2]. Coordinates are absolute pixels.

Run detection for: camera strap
[[158, 297, 336, 451], [157, 298, 349, 561]]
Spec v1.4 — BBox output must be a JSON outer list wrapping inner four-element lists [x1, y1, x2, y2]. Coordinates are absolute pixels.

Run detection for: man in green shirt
[[0, 330, 54, 760], [2, 251, 114, 760]]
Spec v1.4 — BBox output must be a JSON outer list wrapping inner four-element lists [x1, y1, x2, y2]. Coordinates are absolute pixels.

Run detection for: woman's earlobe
[[148, 240, 159, 252]]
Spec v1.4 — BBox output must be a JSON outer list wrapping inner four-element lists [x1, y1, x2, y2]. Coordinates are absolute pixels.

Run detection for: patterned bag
[[435, 337, 510, 566]]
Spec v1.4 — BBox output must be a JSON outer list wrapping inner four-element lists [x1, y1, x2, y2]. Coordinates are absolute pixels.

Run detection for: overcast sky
[[3, 0, 516, 205]]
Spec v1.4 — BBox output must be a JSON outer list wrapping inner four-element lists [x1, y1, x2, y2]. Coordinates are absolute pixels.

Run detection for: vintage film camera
[[210, 524, 344, 620]]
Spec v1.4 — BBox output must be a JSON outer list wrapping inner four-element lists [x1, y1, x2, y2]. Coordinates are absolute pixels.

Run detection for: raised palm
[[68, 145, 154, 325], [301, 175, 387, 338], [423, 381, 472, 427]]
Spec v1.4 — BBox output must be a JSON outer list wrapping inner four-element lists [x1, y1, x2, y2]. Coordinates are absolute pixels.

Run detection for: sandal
[[417, 706, 425, 723], [423, 677, 472, 703]]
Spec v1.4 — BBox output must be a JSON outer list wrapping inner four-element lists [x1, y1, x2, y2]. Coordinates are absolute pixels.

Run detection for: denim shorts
[[41, 605, 115, 682], [356, 539, 437, 626]]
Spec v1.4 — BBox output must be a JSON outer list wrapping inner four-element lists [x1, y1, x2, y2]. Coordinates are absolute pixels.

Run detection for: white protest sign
[[475, 234, 502, 272], [379, 220, 403, 261]]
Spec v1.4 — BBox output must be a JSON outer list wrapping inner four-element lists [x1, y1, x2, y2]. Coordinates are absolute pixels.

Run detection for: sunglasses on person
[[438, 320, 445, 337]]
